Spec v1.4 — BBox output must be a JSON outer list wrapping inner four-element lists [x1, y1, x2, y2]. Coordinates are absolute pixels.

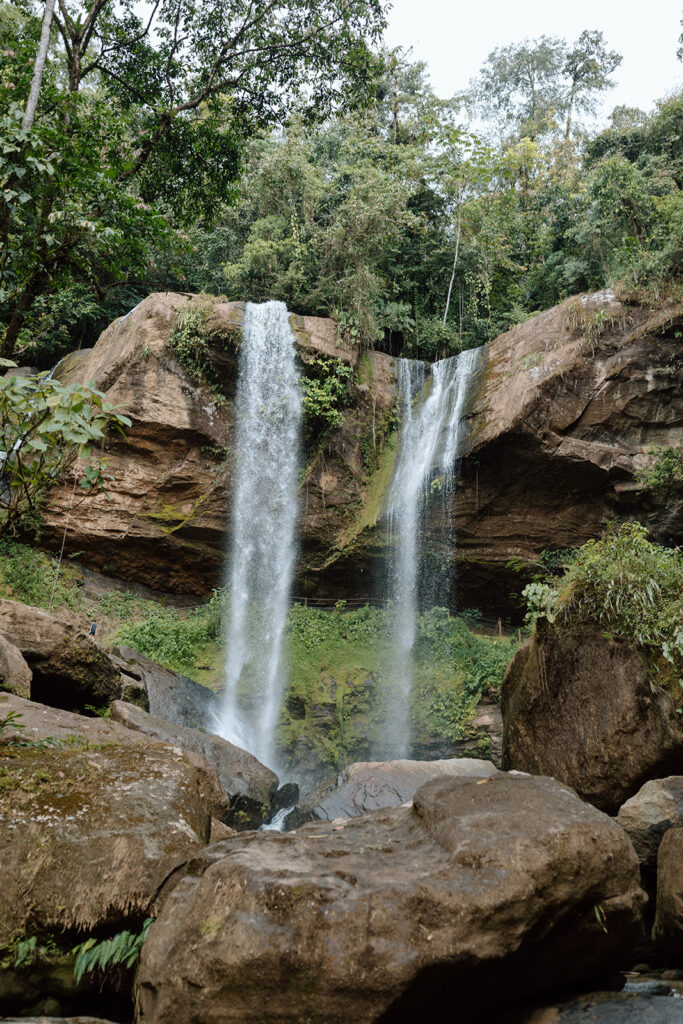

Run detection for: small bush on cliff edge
[[523, 522, 683, 696]]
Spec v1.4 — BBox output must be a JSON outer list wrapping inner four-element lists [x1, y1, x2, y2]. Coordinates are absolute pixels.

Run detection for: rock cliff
[[41, 290, 682, 612]]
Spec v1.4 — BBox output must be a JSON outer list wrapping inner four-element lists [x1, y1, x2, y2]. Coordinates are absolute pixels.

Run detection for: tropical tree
[[0, 0, 387, 358], [0, 367, 131, 537]]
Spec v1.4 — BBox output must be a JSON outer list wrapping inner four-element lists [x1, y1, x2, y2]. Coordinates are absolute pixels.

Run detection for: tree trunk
[[22, 0, 56, 131], [443, 195, 462, 326]]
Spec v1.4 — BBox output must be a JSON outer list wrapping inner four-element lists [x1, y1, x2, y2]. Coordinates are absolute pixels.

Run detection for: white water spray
[[381, 346, 482, 758], [217, 301, 301, 770]]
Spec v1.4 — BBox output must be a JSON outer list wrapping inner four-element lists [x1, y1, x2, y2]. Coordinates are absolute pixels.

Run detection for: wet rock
[[110, 646, 220, 729], [617, 777, 683, 868], [138, 773, 646, 1024], [111, 700, 278, 828], [502, 628, 683, 813], [496, 988, 683, 1023], [0, 599, 120, 712], [0, 635, 32, 699], [270, 782, 300, 816], [36, 292, 683, 613], [652, 827, 683, 954], [285, 756, 499, 829]]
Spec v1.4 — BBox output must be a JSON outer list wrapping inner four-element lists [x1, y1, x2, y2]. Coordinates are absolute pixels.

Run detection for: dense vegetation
[[3, 6, 682, 366], [0, 539, 516, 766], [524, 523, 683, 700]]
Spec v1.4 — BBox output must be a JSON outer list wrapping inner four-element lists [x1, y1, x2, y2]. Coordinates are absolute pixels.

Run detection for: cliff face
[[42, 293, 398, 596], [41, 290, 682, 610]]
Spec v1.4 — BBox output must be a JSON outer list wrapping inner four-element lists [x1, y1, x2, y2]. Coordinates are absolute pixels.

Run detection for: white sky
[[384, 0, 683, 123]]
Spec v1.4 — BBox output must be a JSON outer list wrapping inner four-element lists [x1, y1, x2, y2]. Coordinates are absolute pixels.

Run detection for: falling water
[[380, 346, 482, 758], [216, 301, 301, 770]]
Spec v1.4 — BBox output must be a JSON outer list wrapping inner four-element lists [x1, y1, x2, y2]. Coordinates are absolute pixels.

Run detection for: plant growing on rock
[[300, 356, 353, 446], [635, 445, 683, 501], [523, 522, 683, 695], [0, 370, 131, 537]]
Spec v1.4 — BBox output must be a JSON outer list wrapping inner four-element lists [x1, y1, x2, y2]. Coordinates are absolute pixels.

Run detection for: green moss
[[333, 429, 397, 553], [140, 491, 214, 536]]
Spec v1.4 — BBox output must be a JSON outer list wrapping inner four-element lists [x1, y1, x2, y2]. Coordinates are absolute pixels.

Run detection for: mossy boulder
[[0, 739, 214, 952]]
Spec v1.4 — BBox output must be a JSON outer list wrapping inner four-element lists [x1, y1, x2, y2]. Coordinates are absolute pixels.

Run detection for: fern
[[73, 918, 152, 984]]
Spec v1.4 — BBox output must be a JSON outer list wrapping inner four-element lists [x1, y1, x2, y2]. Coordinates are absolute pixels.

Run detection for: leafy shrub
[[167, 301, 215, 386], [115, 592, 223, 677], [0, 539, 83, 610], [523, 522, 683, 693], [300, 356, 353, 444], [636, 445, 683, 501]]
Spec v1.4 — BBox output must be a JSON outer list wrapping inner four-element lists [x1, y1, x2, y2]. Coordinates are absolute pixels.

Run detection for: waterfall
[[380, 346, 482, 758], [216, 301, 301, 771]]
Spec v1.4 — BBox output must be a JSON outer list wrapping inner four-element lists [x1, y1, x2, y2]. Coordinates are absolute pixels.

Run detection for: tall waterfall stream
[[217, 301, 301, 771], [380, 347, 482, 758]]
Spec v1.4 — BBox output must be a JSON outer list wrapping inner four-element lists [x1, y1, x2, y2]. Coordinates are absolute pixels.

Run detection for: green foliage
[[73, 918, 152, 985], [1, 0, 386, 359], [301, 357, 353, 440], [0, 698, 24, 736], [636, 446, 683, 501], [0, 537, 83, 608], [523, 523, 683, 694], [13, 935, 37, 968], [167, 301, 216, 387], [283, 601, 516, 768], [115, 590, 223, 676], [0, 372, 131, 538], [469, 31, 621, 142]]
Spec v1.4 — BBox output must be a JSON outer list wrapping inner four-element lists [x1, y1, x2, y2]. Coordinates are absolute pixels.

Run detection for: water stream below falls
[[216, 301, 301, 771], [379, 346, 483, 759]]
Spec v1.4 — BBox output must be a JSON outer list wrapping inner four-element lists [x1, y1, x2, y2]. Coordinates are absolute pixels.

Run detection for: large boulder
[[617, 776, 683, 869], [652, 827, 683, 954], [110, 646, 220, 728], [285, 757, 499, 829], [0, 696, 225, 1019], [0, 693, 229, 821], [0, 635, 32, 699], [0, 599, 120, 711], [502, 628, 683, 813], [0, 738, 215, 950], [138, 773, 646, 1024], [111, 700, 278, 828]]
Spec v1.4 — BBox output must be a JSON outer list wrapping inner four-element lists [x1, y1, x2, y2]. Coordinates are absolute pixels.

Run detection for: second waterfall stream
[[379, 346, 483, 759]]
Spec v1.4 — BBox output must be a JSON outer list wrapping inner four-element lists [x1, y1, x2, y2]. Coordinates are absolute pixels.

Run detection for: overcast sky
[[383, 0, 683, 123]]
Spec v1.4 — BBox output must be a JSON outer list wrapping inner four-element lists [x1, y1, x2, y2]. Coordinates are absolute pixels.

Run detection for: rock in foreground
[[111, 700, 278, 828], [503, 628, 683, 813], [652, 827, 683, 955], [285, 756, 498, 829], [617, 776, 683, 868], [139, 774, 645, 1024], [0, 737, 214, 949]]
